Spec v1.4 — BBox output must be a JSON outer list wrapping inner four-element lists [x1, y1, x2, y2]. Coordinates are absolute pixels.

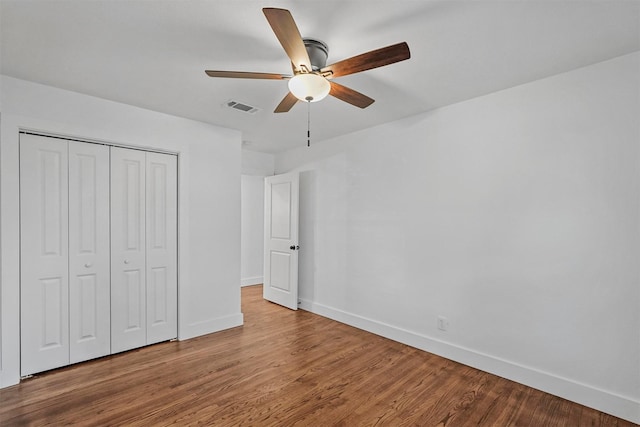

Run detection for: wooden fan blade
[[205, 70, 290, 80], [274, 92, 299, 113], [263, 8, 311, 72], [321, 42, 410, 79], [329, 81, 374, 109]]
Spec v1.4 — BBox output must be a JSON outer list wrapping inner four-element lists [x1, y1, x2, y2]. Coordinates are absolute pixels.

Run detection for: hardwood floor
[[1, 285, 635, 426]]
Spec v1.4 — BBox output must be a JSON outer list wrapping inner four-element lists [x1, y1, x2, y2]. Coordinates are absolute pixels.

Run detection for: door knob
[[289, 245, 300, 250], [84, 263, 92, 268], [124, 260, 130, 264]]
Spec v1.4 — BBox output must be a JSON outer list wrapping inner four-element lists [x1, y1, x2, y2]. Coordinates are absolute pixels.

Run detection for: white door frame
[[18, 131, 180, 374]]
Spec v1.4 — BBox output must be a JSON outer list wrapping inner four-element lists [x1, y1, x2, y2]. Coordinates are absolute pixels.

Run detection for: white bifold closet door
[[145, 152, 178, 345], [110, 147, 177, 353], [20, 134, 110, 376], [68, 141, 111, 363]]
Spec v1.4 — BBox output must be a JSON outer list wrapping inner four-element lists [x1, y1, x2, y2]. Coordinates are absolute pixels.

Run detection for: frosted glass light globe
[[288, 73, 330, 102]]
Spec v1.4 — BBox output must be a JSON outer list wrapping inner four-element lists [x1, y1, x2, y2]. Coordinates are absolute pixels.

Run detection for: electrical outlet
[[437, 315, 449, 332]]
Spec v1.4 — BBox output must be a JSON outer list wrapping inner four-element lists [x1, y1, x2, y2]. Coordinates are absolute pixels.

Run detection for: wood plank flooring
[[1, 285, 635, 426]]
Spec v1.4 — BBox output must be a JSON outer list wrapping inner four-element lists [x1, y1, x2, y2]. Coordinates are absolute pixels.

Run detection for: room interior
[[1, 0, 639, 424]]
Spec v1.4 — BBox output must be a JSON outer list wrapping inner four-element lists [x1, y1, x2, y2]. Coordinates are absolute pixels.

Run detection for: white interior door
[[20, 134, 70, 376], [145, 152, 178, 344], [68, 141, 111, 363], [263, 172, 299, 310], [111, 147, 147, 353]]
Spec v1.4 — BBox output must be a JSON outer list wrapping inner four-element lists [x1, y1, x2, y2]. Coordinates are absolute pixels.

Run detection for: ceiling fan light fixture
[[288, 73, 330, 102]]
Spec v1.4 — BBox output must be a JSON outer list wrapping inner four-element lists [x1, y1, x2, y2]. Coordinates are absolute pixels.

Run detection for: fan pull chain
[[307, 99, 311, 147]]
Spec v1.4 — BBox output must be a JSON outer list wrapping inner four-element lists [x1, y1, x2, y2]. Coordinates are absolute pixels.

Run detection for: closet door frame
[[19, 131, 180, 374]]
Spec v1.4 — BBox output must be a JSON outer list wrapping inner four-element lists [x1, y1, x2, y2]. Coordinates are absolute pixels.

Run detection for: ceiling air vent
[[224, 100, 260, 114]]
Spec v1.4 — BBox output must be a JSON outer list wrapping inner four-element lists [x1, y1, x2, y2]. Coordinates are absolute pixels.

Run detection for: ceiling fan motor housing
[[303, 38, 328, 71]]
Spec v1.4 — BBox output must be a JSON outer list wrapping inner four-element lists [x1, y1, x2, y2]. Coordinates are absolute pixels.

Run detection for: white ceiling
[[1, 0, 639, 153]]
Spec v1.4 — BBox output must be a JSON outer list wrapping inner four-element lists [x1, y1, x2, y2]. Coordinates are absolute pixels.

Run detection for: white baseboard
[[299, 298, 640, 424], [241, 276, 263, 287], [0, 370, 20, 389], [179, 312, 244, 341]]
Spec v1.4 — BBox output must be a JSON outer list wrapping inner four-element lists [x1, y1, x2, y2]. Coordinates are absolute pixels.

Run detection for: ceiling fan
[[205, 7, 411, 113]]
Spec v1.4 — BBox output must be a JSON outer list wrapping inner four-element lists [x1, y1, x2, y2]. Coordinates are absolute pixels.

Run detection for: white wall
[[241, 174, 266, 286], [242, 149, 275, 176], [0, 76, 243, 388], [240, 150, 274, 286], [275, 52, 640, 423]]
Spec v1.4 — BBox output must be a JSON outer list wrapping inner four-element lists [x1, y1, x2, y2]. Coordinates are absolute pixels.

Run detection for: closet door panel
[[146, 153, 178, 344], [111, 147, 147, 353], [68, 141, 111, 363], [20, 134, 70, 376]]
